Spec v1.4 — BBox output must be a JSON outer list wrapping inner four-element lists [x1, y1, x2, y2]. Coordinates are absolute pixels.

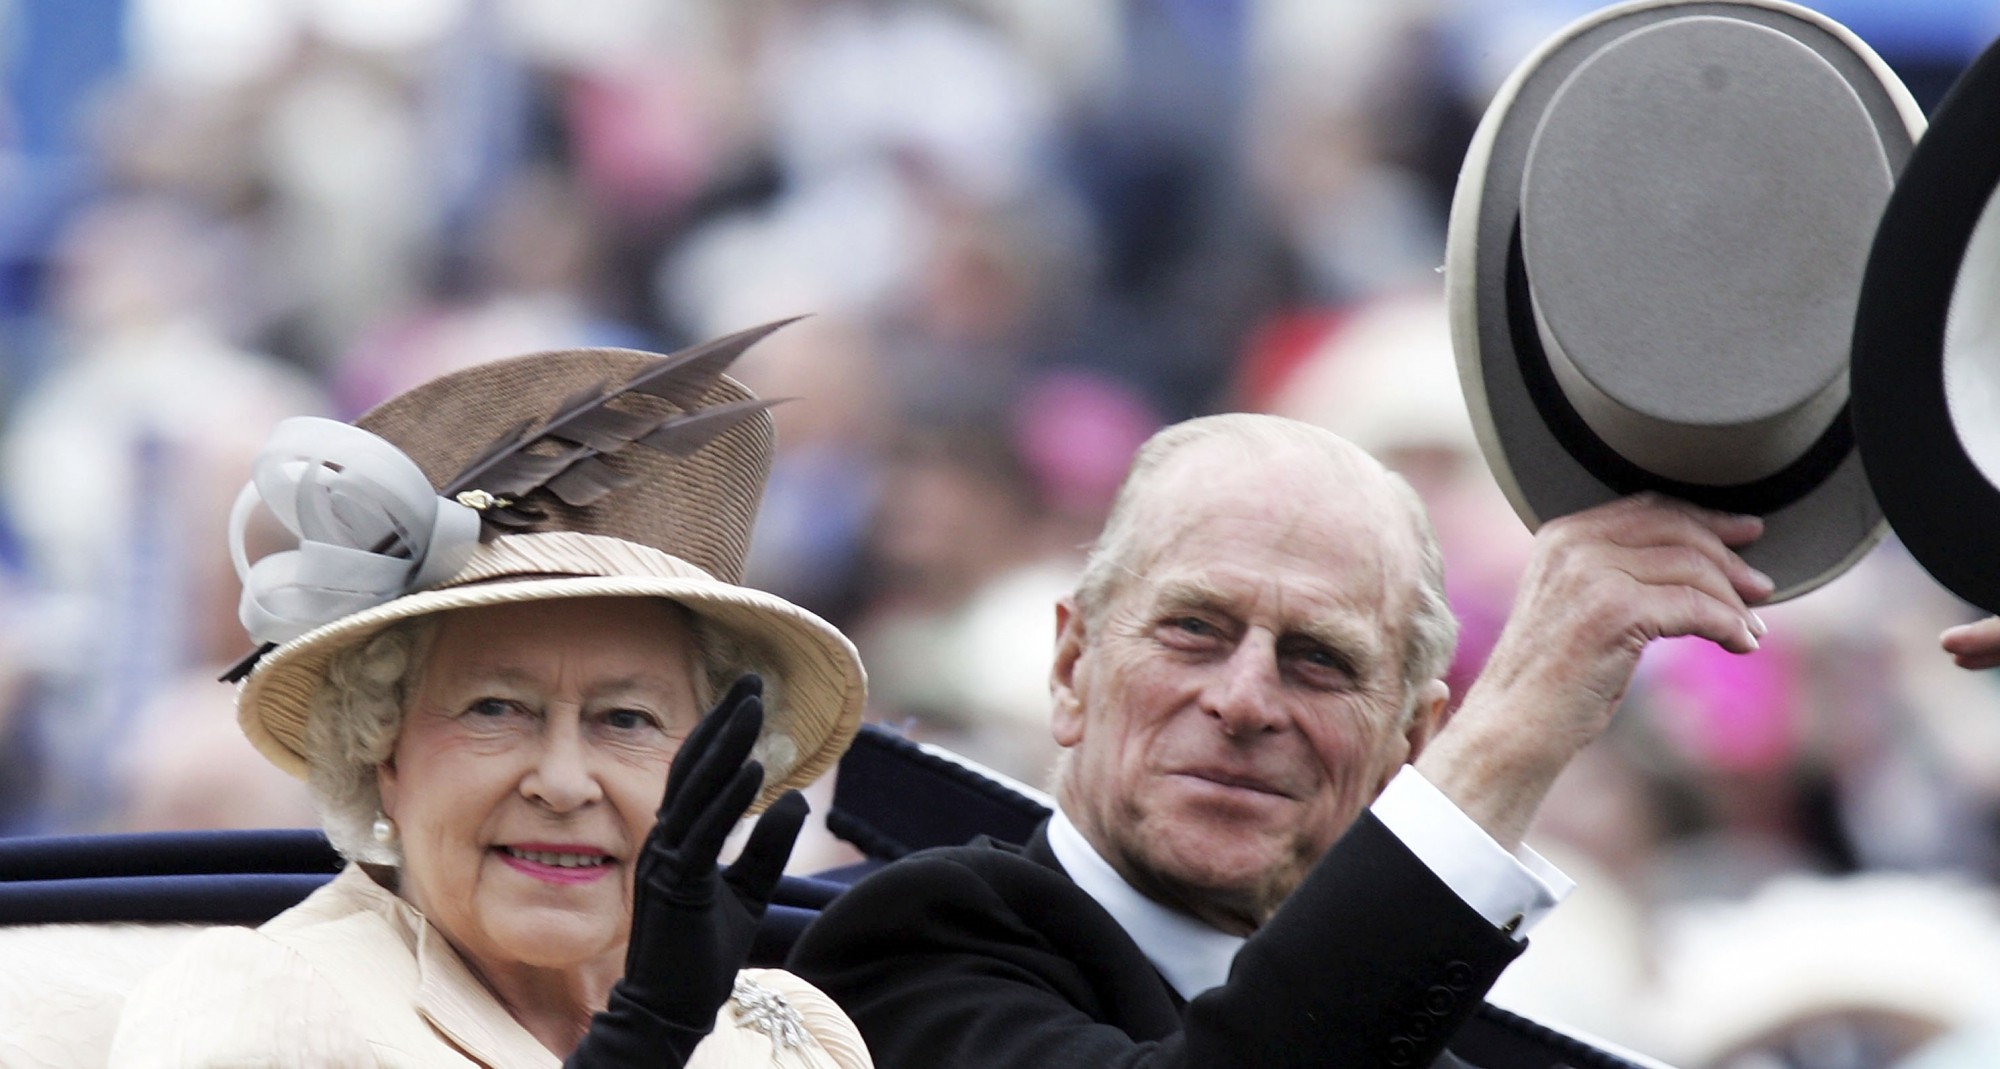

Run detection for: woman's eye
[[466, 698, 516, 718], [603, 708, 662, 731]]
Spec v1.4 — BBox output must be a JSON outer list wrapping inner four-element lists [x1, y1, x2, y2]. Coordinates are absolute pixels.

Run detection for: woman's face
[[378, 596, 705, 976]]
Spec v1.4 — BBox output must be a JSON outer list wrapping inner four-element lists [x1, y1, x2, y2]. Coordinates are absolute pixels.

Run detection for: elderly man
[[791, 413, 1769, 1068]]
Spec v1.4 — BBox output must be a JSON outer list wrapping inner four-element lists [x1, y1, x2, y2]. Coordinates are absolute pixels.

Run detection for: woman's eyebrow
[[587, 677, 682, 702], [443, 666, 681, 698], [436, 664, 535, 690]]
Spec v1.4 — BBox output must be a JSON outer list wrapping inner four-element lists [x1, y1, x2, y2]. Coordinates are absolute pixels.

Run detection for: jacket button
[[1424, 984, 1456, 1015], [1408, 1014, 1437, 1040], [1443, 961, 1474, 989], [1387, 1037, 1417, 1067]]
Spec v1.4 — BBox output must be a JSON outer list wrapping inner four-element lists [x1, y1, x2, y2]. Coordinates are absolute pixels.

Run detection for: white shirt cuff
[[1370, 765, 1573, 938]]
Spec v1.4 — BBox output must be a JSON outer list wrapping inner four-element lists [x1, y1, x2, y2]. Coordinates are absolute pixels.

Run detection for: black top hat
[[1851, 30, 2000, 614]]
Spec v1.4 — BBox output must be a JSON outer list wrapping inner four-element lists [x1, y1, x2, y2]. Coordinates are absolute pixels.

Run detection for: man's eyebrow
[[1148, 578, 1235, 615], [1145, 579, 1384, 666], [1284, 618, 1381, 671]]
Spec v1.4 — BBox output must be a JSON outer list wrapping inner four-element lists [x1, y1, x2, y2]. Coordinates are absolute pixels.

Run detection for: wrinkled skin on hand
[[1416, 493, 1771, 848]]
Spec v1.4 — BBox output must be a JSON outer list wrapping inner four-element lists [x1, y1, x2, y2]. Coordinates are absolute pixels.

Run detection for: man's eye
[[1171, 616, 1217, 636], [1286, 643, 1356, 684]]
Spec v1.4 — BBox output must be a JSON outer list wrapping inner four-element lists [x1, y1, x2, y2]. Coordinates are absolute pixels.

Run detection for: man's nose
[[1201, 635, 1288, 736], [520, 717, 606, 812]]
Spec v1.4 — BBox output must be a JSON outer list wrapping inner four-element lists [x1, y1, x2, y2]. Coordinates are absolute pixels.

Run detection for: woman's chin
[[480, 910, 624, 971]]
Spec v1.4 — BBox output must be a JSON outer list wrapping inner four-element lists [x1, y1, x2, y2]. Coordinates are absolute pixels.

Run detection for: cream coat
[[108, 865, 873, 1069]]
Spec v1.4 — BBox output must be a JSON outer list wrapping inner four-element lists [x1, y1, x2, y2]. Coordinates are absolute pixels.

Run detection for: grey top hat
[[1447, 0, 1924, 601]]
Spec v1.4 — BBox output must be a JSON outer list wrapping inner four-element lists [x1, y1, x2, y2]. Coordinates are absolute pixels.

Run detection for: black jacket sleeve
[[790, 813, 1525, 1069]]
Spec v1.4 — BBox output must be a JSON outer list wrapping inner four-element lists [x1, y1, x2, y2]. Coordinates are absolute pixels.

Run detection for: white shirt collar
[[1045, 807, 1245, 1000]]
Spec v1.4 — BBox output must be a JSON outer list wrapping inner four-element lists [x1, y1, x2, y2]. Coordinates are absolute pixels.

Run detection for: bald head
[[1073, 414, 1456, 700]]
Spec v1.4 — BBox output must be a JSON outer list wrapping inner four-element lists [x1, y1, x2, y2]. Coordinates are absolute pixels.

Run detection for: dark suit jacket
[[790, 811, 1525, 1068]]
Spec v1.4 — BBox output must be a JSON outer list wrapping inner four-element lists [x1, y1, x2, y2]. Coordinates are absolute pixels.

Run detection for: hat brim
[[1851, 34, 2000, 614], [239, 563, 866, 811], [1446, 0, 1923, 601]]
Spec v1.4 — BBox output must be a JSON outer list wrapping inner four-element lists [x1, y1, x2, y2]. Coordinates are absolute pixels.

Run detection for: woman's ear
[[1050, 598, 1088, 748], [376, 758, 399, 818]]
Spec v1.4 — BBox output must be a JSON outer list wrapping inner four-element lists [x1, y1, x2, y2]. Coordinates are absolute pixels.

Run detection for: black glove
[[565, 673, 811, 1068]]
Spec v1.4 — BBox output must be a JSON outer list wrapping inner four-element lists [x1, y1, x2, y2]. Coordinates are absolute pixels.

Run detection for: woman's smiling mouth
[[496, 844, 614, 884]]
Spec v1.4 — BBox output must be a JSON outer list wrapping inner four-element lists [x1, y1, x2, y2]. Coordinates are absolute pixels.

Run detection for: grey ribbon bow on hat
[[229, 417, 482, 646]]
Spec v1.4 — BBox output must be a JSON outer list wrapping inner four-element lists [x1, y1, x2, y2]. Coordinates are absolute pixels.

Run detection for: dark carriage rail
[[0, 725, 1664, 1069]]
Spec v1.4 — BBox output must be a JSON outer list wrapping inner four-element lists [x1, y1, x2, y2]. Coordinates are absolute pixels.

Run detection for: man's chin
[[1125, 829, 1302, 927], [1147, 792, 1303, 863]]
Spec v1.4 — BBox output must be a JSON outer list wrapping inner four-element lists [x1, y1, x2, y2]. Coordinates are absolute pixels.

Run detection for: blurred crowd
[[3, 1, 2000, 1066]]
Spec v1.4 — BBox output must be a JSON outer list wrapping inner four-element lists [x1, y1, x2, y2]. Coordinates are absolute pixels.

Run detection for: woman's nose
[[520, 718, 605, 812]]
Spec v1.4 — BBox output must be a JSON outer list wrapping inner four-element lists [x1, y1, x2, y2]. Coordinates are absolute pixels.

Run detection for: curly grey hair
[[305, 600, 787, 864], [1071, 413, 1458, 717]]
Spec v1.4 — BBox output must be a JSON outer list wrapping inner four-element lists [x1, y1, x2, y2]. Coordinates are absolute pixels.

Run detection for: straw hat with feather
[[226, 320, 865, 809]]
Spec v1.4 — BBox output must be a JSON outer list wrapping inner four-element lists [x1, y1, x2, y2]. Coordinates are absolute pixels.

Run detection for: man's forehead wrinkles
[[1146, 512, 1369, 574], [1143, 528, 1397, 595]]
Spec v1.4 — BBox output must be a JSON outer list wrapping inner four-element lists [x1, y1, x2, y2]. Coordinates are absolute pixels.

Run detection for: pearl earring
[[371, 814, 397, 844]]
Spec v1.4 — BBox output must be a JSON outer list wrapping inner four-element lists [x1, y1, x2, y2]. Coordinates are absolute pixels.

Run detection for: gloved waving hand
[[566, 673, 811, 1068]]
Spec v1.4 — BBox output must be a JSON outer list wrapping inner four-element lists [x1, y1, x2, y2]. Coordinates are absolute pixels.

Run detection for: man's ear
[[1050, 597, 1088, 748], [1402, 679, 1452, 762]]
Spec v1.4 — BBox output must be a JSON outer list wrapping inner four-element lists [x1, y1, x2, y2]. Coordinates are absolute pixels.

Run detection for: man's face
[[1051, 443, 1443, 932]]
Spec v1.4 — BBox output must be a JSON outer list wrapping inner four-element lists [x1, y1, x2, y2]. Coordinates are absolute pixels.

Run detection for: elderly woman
[[111, 324, 872, 1067]]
